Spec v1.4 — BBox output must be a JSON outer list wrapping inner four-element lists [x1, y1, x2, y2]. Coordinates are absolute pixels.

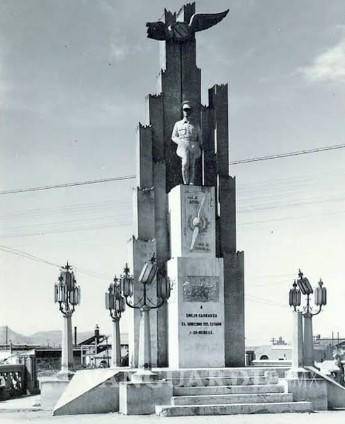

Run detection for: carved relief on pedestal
[[183, 277, 220, 302]]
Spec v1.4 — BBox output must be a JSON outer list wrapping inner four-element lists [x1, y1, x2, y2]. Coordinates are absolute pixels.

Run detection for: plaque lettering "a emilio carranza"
[[183, 276, 219, 302]]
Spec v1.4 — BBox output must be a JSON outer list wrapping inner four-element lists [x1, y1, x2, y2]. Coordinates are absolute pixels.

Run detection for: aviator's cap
[[182, 101, 192, 110]]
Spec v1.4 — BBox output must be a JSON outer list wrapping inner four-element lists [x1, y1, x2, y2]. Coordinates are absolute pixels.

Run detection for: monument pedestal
[[167, 185, 225, 368], [168, 257, 224, 368]]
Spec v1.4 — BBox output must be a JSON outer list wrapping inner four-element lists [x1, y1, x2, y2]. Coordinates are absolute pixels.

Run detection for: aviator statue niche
[[172, 101, 201, 185]]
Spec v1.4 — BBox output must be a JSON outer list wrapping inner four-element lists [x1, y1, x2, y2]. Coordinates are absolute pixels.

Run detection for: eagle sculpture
[[146, 9, 229, 42]]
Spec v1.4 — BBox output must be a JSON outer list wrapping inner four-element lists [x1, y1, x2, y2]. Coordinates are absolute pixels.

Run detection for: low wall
[[305, 366, 345, 410]]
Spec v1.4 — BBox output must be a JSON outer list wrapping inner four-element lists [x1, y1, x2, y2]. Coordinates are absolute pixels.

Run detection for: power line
[[0, 245, 111, 281], [1, 143, 344, 195], [0, 244, 291, 307], [0, 245, 60, 268], [230, 143, 345, 165], [0, 175, 136, 195]]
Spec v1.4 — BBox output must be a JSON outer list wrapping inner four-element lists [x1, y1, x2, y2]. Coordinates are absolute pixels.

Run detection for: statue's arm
[[171, 123, 180, 144]]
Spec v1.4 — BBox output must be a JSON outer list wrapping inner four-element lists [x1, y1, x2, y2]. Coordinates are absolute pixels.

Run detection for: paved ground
[[0, 395, 41, 413], [1, 396, 345, 424], [1, 410, 345, 424]]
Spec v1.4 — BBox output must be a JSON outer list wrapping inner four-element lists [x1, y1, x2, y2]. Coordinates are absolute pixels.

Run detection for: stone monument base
[[119, 380, 173, 415], [285, 370, 328, 411], [40, 376, 71, 410]]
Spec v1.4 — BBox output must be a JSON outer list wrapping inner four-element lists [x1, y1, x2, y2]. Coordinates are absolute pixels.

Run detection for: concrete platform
[[156, 401, 313, 416]]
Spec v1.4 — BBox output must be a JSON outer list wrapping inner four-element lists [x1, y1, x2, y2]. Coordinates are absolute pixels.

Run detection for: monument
[[49, 4, 341, 417], [128, 2, 245, 368]]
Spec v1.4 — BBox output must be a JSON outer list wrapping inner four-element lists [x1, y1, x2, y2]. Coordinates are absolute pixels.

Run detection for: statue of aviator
[[171, 101, 202, 185]]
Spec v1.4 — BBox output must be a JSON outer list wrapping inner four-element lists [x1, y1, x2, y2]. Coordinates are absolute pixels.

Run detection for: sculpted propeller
[[190, 194, 206, 251]]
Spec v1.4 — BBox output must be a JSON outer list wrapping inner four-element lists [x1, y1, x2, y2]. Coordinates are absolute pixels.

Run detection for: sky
[[1, 0, 345, 346]]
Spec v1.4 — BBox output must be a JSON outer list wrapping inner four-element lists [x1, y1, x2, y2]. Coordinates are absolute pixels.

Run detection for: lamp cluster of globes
[[54, 262, 81, 316], [105, 256, 171, 317], [289, 269, 327, 313], [54, 256, 171, 319]]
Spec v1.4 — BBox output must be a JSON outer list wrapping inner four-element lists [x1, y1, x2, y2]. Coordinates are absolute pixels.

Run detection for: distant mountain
[[0, 326, 94, 347], [28, 330, 63, 347], [0, 326, 31, 345]]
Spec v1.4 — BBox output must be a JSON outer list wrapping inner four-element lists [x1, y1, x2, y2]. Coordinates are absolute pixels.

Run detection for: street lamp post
[[289, 269, 327, 368], [54, 262, 81, 379], [120, 255, 170, 381], [105, 276, 125, 367]]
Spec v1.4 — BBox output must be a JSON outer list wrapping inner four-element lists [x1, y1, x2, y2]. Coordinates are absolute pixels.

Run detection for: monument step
[[156, 401, 313, 417], [172, 392, 293, 405], [173, 384, 285, 396], [157, 367, 287, 379], [168, 375, 279, 387]]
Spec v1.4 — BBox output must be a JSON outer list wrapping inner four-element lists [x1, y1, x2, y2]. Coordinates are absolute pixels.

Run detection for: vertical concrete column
[[161, 39, 183, 192], [138, 306, 152, 369], [303, 314, 314, 366], [208, 84, 244, 366], [111, 319, 121, 368], [218, 176, 237, 253], [129, 118, 157, 368], [147, 94, 169, 367], [223, 252, 245, 366], [201, 106, 217, 187], [128, 239, 156, 368], [136, 124, 153, 189], [209, 84, 229, 177], [23, 355, 39, 394], [60, 312, 74, 378], [291, 311, 304, 369]]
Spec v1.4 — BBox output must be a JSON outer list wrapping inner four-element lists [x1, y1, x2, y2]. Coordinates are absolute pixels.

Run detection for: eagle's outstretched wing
[[146, 21, 168, 40], [189, 10, 229, 33]]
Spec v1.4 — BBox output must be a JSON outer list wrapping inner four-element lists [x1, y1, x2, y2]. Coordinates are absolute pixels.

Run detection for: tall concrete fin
[[223, 252, 245, 366], [132, 188, 155, 241], [161, 40, 182, 191], [209, 84, 229, 177], [218, 175, 236, 254], [208, 83, 245, 366], [202, 105, 217, 187], [146, 94, 164, 161], [153, 162, 169, 366], [146, 93, 169, 366], [136, 124, 153, 189], [133, 124, 155, 240]]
